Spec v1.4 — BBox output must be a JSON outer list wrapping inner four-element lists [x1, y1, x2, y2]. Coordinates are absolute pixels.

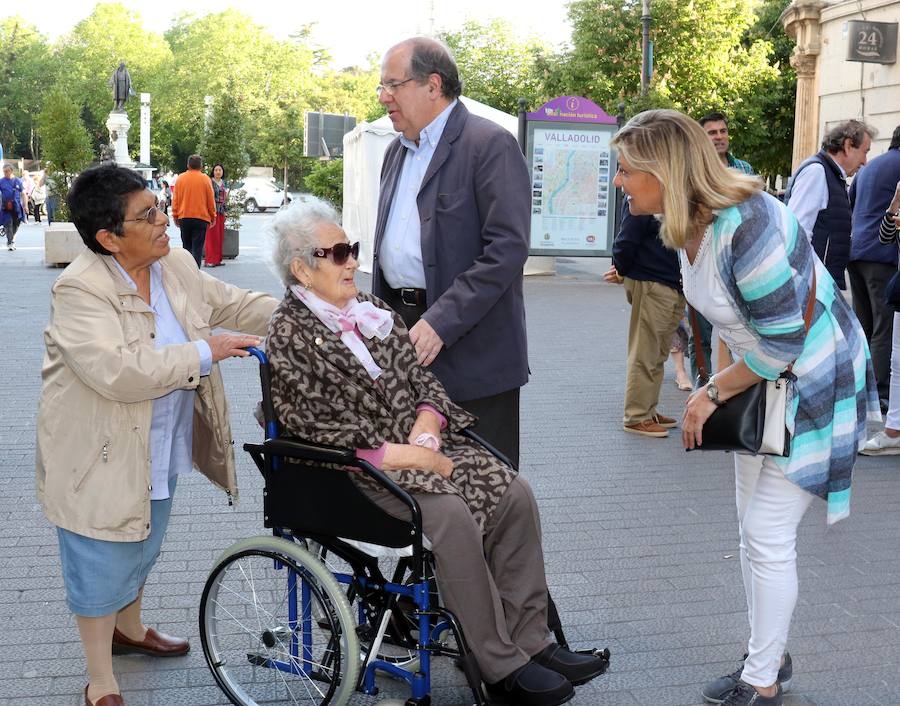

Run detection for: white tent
[[342, 97, 551, 274]]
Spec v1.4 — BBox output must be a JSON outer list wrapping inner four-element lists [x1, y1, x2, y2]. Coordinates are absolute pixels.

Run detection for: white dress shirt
[[113, 259, 212, 499], [786, 159, 847, 242], [379, 99, 458, 289]]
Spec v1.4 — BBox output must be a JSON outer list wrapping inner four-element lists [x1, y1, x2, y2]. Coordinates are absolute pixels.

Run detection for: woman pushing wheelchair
[[266, 197, 607, 706]]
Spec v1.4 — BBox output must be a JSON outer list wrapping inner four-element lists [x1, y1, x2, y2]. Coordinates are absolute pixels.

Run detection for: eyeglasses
[[375, 77, 416, 96], [124, 206, 162, 225], [312, 241, 360, 266]]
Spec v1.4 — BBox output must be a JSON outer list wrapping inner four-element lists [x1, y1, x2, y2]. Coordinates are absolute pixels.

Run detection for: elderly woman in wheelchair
[[273, 198, 611, 702]]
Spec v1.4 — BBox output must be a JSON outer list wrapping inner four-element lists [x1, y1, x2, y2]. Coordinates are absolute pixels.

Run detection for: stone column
[[105, 111, 134, 168], [782, 1, 826, 171]]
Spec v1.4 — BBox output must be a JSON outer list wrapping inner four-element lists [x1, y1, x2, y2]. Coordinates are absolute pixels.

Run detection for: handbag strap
[[688, 268, 817, 382]]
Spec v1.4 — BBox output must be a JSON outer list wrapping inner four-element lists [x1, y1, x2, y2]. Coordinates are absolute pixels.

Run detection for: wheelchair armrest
[[244, 437, 356, 465]]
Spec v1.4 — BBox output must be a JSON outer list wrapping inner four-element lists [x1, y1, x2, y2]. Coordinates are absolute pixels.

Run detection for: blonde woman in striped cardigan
[[611, 110, 879, 706]]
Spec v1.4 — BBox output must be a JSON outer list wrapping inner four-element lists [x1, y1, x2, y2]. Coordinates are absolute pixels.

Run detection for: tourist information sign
[[525, 96, 618, 257]]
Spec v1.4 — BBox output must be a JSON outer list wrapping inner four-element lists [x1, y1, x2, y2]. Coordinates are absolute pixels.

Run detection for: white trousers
[[886, 312, 900, 431], [735, 453, 813, 687]]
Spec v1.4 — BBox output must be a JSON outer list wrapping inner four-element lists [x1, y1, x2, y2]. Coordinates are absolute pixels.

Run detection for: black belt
[[390, 287, 427, 307]]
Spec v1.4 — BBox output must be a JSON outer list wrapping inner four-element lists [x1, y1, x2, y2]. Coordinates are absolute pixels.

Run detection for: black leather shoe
[[532, 643, 610, 686], [485, 661, 574, 706]]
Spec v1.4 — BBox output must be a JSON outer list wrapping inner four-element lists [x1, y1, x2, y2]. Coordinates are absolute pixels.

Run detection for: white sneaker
[[860, 431, 900, 456]]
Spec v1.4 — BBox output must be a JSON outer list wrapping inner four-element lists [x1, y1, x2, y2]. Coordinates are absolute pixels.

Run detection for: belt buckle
[[399, 288, 419, 306]]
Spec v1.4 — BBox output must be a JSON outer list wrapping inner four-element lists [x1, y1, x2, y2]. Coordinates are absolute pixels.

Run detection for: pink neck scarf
[[291, 286, 394, 380]]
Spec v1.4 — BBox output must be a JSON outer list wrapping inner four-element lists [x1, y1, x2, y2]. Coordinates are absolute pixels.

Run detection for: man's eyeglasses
[[312, 241, 360, 266], [375, 77, 415, 97], [124, 206, 163, 225]]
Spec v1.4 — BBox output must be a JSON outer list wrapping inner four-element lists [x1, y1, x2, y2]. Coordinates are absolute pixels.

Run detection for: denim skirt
[[57, 476, 177, 617]]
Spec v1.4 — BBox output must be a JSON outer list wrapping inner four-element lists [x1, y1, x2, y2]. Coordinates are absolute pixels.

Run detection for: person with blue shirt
[[848, 125, 900, 410], [0, 163, 26, 250]]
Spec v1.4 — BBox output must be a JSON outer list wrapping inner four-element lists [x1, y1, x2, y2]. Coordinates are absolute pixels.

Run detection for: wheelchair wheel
[[200, 536, 360, 706]]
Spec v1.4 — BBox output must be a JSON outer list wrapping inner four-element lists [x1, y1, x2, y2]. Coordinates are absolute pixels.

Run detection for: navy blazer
[[372, 102, 531, 402]]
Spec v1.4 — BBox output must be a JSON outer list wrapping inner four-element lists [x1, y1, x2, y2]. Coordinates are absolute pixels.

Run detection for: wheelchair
[[199, 348, 610, 706]]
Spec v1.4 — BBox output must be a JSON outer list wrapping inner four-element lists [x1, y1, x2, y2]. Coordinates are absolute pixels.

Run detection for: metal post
[[614, 102, 627, 238], [641, 0, 652, 96], [517, 98, 527, 156]]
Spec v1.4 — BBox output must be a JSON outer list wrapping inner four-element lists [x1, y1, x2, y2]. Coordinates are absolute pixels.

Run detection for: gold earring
[[304, 280, 312, 290]]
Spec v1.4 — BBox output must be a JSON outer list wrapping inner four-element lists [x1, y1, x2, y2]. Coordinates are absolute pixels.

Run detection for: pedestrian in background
[[0, 163, 26, 251], [848, 125, 900, 412], [171, 154, 215, 267], [688, 112, 756, 384], [785, 119, 875, 290], [612, 109, 878, 706], [31, 172, 47, 223], [204, 164, 228, 267], [603, 198, 684, 438], [861, 182, 900, 456]]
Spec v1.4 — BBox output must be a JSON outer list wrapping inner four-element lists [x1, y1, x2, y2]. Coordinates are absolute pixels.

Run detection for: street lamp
[[641, 0, 652, 96]]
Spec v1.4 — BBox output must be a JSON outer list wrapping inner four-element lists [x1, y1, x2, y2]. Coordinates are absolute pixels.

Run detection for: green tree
[[542, 0, 784, 176], [255, 102, 306, 193], [731, 0, 796, 181], [54, 3, 173, 155], [38, 89, 93, 176], [37, 89, 94, 219], [201, 88, 250, 183], [160, 10, 319, 169], [0, 18, 56, 159], [441, 19, 547, 114], [304, 159, 343, 206]]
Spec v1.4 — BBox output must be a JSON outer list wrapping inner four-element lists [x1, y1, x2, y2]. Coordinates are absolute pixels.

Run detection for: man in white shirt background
[[784, 120, 874, 290]]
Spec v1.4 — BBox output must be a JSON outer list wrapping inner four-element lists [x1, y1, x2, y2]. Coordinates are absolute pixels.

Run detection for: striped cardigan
[[700, 191, 880, 524]]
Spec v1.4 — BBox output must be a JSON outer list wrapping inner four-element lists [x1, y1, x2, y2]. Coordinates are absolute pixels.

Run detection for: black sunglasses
[[312, 241, 360, 265]]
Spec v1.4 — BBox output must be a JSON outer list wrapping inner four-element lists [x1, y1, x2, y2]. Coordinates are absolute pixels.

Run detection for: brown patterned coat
[[267, 290, 517, 532]]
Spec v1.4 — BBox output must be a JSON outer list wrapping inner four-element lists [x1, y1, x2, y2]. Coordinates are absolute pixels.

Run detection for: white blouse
[[679, 225, 757, 358]]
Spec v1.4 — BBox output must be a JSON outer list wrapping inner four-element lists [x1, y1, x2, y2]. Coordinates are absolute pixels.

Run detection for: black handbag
[[687, 269, 815, 456]]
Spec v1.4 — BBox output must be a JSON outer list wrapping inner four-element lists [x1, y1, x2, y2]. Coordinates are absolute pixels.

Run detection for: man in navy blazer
[[373, 37, 531, 467]]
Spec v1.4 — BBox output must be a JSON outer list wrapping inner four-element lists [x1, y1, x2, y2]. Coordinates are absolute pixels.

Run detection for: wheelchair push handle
[[246, 346, 268, 365]]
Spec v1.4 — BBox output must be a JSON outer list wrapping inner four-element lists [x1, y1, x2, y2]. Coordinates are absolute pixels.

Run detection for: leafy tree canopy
[[0, 17, 55, 159], [441, 18, 548, 115]]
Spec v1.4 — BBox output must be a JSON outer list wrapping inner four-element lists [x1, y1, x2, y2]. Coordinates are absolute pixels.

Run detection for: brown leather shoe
[[653, 413, 678, 429], [623, 419, 669, 437], [85, 685, 124, 705], [112, 627, 190, 657]]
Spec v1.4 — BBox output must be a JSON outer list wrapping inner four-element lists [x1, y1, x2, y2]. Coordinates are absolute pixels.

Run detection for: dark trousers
[[848, 260, 896, 399], [179, 218, 208, 267], [687, 310, 714, 383], [4, 211, 20, 244], [379, 284, 521, 467]]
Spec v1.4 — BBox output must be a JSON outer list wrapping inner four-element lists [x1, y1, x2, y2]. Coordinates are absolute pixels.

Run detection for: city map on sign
[[529, 126, 613, 253], [543, 149, 600, 217]]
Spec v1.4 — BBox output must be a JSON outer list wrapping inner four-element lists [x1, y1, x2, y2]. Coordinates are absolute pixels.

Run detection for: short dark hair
[[406, 37, 462, 100], [211, 163, 226, 179], [188, 154, 203, 170], [821, 120, 876, 153], [67, 164, 146, 255], [890, 125, 900, 151], [698, 112, 728, 127]]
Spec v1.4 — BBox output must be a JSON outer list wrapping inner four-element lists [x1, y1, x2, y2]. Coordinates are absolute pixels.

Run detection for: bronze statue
[[108, 61, 135, 111]]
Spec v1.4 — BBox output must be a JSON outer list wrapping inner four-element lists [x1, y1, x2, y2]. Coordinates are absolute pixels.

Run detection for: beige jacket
[[36, 247, 277, 541]]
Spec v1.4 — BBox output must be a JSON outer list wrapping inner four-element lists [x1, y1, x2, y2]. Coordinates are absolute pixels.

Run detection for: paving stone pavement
[[0, 215, 898, 706]]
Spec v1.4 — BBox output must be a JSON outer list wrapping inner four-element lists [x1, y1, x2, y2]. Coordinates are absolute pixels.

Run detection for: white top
[[679, 225, 757, 361], [785, 160, 847, 242], [113, 259, 213, 499], [379, 99, 458, 289]]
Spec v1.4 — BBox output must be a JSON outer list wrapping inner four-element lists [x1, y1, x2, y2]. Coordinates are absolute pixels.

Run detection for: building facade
[[782, 0, 900, 168]]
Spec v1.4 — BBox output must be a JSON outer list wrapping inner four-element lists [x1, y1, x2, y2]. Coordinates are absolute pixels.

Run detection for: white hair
[[269, 196, 341, 284]]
